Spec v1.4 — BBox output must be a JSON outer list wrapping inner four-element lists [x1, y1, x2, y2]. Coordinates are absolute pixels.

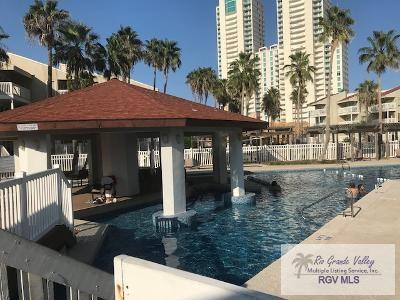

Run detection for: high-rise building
[[276, 0, 349, 123], [216, 0, 265, 117], [257, 44, 280, 120]]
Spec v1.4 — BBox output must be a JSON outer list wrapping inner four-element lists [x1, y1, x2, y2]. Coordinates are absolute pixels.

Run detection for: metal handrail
[[299, 188, 343, 220]]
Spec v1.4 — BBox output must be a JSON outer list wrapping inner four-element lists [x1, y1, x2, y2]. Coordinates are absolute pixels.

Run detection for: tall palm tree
[[262, 87, 281, 124], [186, 67, 217, 105], [356, 80, 379, 123], [284, 51, 315, 129], [0, 26, 9, 68], [54, 21, 106, 91], [105, 26, 142, 82], [160, 40, 181, 94], [228, 52, 260, 116], [359, 30, 400, 158], [290, 84, 309, 126], [23, 0, 69, 97], [319, 6, 354, 159], [144, 38, 162, 91], [212, 78, 234, 109]]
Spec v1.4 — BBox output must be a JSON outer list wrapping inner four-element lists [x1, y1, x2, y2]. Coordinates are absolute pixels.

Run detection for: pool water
[[94, 165, 400, 285]]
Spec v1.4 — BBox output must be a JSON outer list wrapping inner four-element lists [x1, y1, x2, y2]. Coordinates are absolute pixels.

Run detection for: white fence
[[0, 167, 73, 241], [0, 228, 114, 300], [51, 153, 88, 172], [47, 141, 400, 172]]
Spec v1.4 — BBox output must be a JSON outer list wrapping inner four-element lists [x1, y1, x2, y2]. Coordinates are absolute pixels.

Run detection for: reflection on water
[[94, 165, 400, 285], [162, 237, 179, 268]]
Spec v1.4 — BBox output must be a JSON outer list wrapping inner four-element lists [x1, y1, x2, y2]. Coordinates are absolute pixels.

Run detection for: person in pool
[[357, 183, 366, 198], [346, 182, 358, 199], [269, 180, 282, 193]]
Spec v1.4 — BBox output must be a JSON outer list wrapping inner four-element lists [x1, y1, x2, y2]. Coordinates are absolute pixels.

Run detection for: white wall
[[14, 134, 51, 174], [100, 132, 139, 196], [114, 255, 275, 300]]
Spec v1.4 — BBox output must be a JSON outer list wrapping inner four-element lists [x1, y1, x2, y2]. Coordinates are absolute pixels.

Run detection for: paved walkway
[[67, 219, 110, 265], [245, 179, 400, 299]]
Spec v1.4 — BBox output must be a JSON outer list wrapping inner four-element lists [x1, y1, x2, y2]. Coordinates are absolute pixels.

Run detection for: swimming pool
[[94, 165, 400, 285]]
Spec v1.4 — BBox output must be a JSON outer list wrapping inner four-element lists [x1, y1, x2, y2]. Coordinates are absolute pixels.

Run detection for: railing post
[[53, 164, 64, 225], [15, 172, 28, 239]]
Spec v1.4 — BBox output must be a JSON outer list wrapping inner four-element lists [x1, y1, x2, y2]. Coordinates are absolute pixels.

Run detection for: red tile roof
[[0, 79, 265, 132]]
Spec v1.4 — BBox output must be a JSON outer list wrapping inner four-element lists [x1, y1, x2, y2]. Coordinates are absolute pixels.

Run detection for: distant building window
[[58, 80, 68, 91], [225, 0, 236, 14]]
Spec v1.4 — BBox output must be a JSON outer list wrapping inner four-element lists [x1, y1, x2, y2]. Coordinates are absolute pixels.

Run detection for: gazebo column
[[100, 132, 140, 197], [212, 132, 228, 185], [160, 129, 186, 216], [153, 129, 196, 231], [229, 131, 255, 204], [14, 134, 51, 174]]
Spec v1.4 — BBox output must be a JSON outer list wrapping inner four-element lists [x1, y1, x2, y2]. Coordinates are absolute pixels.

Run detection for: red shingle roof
[[0, 79, 265, 132]]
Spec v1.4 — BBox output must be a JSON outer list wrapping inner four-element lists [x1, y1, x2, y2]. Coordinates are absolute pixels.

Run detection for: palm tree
[[23, 0, 69, 97], [160, 40, 181, 94], [228, 52, 260, 116], [356, 80, 379, 123], [54, 21, 106, 91], [212, 78, 233, 109], [186, 67, 217, 105], [105, 26, 142, 83], [0, 26, 9, 68], [359, 30, 400, 158], [284, 51, 315, 131], [292, 253, 313, 279], [319, 6, 354, 159], [144, 38, 162, 91], [262, 87, 281, 124]]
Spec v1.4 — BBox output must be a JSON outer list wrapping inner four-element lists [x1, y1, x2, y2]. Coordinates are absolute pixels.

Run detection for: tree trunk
[[241, 84, 245, 115], [377, 75, 383, 159], [47, 46, 53, 98], [163, 70, 168, 94], [320, 41, 337, 160], [297, 84, 302, 140], [153, 67, 157, 91]]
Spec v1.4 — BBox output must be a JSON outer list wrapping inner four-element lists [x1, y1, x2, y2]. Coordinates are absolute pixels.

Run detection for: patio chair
[[91, 176, 116, 202], [354, 149, 363, 161]]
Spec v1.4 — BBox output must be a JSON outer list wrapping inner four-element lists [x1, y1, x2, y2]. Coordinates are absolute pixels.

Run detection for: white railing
[[47, 142, 400, 173], [338, 106, 359, 115], [370, 102, 397, 113], [309, 108, 326, 117], [51, 153, 88, 171], [0, 81, 31, 100], [0, 166, 73, 241], [0, 228, 114, 300]]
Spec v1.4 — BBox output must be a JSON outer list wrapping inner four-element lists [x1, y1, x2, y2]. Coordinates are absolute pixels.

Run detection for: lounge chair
[[91, 176, 116, 202]]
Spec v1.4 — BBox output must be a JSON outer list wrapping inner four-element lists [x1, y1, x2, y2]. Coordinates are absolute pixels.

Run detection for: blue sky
[[0, 0, 399, 101]]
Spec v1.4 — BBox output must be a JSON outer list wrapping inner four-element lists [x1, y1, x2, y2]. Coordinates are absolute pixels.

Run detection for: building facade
[[309, 86, 400, 140], [257, 44, 280, 120], [0, 52, 153, 111], [276, 0, 349, 123], [216, 0, 265, 117]]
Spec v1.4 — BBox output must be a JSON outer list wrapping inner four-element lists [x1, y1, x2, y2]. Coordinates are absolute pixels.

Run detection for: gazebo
[[0, 79, 265, 224]]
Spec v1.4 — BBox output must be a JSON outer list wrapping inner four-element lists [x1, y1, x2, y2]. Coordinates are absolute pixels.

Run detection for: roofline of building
[[0, 117, 265, 134]]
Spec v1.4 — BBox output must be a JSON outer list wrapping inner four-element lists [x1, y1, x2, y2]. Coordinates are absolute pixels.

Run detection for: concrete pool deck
[[244, 158, 400, 173], [245, 179, 400, 299]]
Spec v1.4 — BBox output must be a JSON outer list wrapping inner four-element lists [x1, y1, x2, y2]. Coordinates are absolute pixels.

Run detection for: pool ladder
[[299, 188, 360, 220]]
